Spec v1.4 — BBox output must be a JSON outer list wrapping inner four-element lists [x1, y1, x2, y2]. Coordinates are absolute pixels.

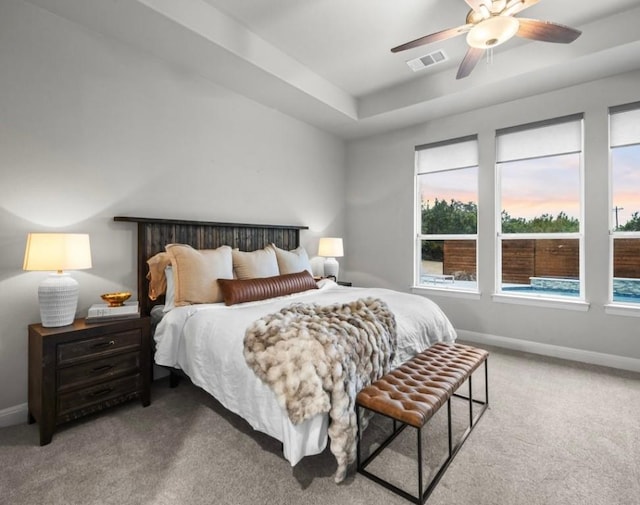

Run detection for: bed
[[114, 216, 456, 480]]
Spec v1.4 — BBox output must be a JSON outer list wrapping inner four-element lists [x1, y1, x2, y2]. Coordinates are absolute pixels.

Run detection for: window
[[496, 115, 584, 300], [609, 103, 640, 306], [415, 136, 478, 291]]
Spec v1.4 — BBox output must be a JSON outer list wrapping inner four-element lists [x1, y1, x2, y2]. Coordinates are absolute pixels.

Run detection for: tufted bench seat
[[356, 342, 489, 504]]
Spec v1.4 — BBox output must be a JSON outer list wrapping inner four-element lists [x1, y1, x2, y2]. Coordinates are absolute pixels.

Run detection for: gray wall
[[1, 0, 638, 424], [345, 71, 640, 365], [0, 0, 346, 417]]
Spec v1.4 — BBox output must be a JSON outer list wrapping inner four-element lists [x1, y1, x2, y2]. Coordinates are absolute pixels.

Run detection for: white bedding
[[153, 279, 456, 465]]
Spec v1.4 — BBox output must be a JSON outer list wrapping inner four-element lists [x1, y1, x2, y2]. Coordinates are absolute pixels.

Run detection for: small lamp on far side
[[318, 237, 344, 280], [23, 233, 92, 327]]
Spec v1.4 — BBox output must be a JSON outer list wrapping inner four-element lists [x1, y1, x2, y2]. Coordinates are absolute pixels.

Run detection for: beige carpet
[[1, 345, 639, 505]]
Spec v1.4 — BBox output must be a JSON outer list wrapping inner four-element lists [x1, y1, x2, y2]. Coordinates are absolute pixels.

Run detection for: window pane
[[500, 153, 580, 232], [500, 239, 580, 298], [611, 145, 640, 231], [419, 167, 478, 234], [613, 238, 640, 304], [420, 240, 477, 289]]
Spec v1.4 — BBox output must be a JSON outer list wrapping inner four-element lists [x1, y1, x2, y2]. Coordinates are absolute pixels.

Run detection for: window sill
[[411, 286, 481, 300], [604, 303, 640, 317], [492, 293, 590, 312]]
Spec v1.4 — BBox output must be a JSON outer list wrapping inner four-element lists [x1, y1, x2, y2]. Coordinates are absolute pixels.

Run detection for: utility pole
[[613, 206, 624, 229]]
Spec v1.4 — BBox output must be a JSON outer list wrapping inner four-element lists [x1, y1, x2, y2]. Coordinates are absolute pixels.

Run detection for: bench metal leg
[[469, 375, 474, 427], [417, 427, 423, 502], [453, 359, 490, 428]]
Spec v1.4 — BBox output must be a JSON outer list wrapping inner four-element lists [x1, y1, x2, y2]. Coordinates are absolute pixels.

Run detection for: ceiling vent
[[406, 50, 448, 72]]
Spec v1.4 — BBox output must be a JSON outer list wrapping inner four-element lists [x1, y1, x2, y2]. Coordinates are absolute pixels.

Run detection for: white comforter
[[153, 279, 456, 465]]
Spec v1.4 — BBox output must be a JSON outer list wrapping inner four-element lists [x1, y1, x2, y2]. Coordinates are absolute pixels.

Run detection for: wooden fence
[[614, 238, 640, 278], [443, 238, 640, 283]]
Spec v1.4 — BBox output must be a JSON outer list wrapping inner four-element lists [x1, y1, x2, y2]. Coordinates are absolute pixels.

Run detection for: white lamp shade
[[23, 233, 92, 272], [318, 237, 344, 258], [23, 233, 92, 327]]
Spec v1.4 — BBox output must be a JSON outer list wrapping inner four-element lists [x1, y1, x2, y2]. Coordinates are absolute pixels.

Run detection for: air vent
[[406, 50, 448, 72]]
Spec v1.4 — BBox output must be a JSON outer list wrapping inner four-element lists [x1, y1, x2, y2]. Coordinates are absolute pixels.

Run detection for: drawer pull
[[88, 388, 113, 398], [89, 364, 114, 375], [91, 340, 115, 349]]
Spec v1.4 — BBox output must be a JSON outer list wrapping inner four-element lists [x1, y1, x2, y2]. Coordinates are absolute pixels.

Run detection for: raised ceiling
[[24, 0, 640, 138]]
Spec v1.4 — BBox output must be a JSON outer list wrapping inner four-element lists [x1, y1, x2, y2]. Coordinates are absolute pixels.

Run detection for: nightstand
[[28, 317, 151, 445]]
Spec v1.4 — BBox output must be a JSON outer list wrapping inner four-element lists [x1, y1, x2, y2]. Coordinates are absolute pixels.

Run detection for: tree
[[501, 210, 579, 233], [421, 199, 477, 260], [618, 211, 640, 231], [422, 199, 477, 235]]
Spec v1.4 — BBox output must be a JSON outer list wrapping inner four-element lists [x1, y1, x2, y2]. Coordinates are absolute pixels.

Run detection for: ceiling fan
[[391, 0, 582, 79]]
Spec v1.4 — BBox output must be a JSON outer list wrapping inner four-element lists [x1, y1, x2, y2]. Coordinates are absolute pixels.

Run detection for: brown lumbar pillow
[[217, 270, 318, 306]]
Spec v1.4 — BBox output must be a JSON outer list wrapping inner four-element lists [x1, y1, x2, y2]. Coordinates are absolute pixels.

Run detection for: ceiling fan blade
[[516, 18, 582, 43], [465, 0, 492, 13], [456, 47, 485, 79], [391, 24, 472, 53], [503, 0, 540, 16]]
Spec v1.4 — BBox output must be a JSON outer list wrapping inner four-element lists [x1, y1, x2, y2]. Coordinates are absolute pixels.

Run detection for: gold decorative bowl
[[101, 291, 131, 307]]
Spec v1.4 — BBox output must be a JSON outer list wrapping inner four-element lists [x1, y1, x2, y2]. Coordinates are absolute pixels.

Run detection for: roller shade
[[610, 102, 640, 148], [496, 114, 583, 163], [416, 135, 478, 174]]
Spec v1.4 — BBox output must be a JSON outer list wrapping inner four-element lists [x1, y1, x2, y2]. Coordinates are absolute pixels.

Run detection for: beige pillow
[[232, 246, 279, 279], [146, 252, 171, 300], [165, 244, 233, 305], [272, 244, 312, 275]]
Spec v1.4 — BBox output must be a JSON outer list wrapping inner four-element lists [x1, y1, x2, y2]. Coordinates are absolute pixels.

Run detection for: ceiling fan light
[[466, 16, 519, 49]]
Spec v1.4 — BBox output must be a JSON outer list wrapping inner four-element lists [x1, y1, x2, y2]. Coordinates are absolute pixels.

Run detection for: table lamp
[[23, 233, 92, 327], [318, 237, 344, 280]]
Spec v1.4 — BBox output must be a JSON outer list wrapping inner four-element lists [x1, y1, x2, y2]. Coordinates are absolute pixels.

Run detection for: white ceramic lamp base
[[323, 257, 339, 280], [38, 273, 79, 327]]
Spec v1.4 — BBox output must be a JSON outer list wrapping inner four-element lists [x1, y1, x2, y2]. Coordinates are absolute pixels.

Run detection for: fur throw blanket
[[243, 297, 397, 483]]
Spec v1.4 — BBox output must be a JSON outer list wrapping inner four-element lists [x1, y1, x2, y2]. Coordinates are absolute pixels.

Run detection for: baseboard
[[457, 329, 640, 373], [0, 402, 28, 428], [1, 334, 636, 429]]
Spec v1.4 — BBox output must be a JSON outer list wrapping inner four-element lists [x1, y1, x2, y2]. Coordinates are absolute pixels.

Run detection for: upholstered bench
[[356, 342, 489, 504]]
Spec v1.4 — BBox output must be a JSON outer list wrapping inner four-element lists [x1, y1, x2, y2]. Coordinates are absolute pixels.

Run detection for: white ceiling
[[24, 0, 640, 139]]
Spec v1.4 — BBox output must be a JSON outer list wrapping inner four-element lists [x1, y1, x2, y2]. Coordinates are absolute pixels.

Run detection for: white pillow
[[232, 246, 280, 279], [163, 266, 175, 312], [272, 244, 313, 275]]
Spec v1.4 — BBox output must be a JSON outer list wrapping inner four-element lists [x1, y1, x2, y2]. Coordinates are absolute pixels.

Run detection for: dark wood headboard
[[114, 216, 309, 316]]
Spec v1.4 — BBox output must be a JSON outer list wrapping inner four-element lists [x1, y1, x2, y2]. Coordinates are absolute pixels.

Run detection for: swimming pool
[[502, 277, 640, 304]]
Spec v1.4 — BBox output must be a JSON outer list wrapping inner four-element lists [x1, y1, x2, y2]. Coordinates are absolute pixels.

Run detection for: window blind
[[610, 102, 640, 148], [416, 135, 478, 174], [496, 114, 583, 163]]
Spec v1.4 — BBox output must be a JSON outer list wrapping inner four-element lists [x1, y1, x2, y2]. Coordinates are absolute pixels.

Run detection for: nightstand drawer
[[57, 329, 141, 365], [57, 352, 141, 392], [57, 374, 142, 419]]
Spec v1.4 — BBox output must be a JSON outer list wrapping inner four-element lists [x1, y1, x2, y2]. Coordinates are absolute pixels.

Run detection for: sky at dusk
[[420, 146, 639, 226], [612, 144, 640, 226], [500, 153, 580, 220]]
